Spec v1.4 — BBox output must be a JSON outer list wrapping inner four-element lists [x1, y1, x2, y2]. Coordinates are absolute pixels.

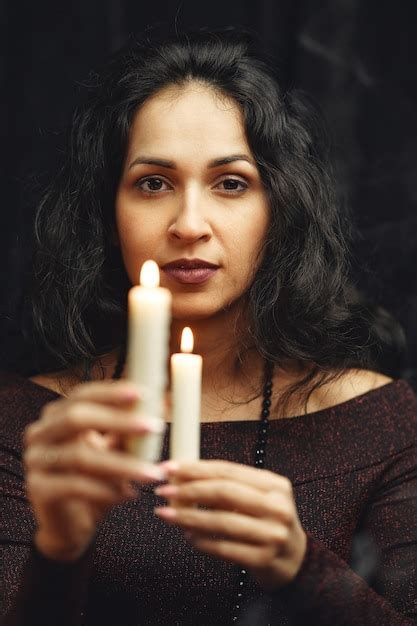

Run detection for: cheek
[[115, 205, 169, 285], [118, 217, 138, 246], [226, 226, 266, 291], [115, 203, 146, 253], [235, 216, 269, 260], [114, 204, 143, 280]]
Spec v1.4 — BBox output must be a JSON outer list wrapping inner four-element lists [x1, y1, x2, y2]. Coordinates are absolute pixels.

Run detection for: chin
[[171, 308, 217, 321], [171, 299, 242, 323]]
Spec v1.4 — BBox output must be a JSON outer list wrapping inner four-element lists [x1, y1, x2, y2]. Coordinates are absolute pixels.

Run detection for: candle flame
[[140, 260, 160, 288], [181, 327, 194, 353]]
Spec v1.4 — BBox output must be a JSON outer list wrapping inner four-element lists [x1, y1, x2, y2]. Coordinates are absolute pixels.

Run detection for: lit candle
[[125, 260, 172, 462], [170, 327, 202, 460]]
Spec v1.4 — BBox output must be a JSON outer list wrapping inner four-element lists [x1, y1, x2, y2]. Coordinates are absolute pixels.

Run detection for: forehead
[[126, 82, 250, 158]]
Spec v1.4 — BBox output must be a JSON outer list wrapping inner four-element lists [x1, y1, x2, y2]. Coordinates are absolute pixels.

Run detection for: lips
[[161, 259, 219, 285], [161, 258, 219, 270]]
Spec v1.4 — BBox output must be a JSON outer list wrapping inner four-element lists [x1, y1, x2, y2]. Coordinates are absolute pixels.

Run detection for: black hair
[[25, 28, 405, 412]]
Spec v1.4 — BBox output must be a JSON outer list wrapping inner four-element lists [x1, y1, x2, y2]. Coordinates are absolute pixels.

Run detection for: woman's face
[[115, 82, 270, 321]]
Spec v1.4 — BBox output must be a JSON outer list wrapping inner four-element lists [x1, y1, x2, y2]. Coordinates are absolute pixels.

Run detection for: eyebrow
[[128, 154, 255, 170]]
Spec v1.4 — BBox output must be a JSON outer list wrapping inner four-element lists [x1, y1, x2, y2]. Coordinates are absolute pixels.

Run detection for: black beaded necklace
[[232, 359, 273, 623], [110, 347, 274, 625]]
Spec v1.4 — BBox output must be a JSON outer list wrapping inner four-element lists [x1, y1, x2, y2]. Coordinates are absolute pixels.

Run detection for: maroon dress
[[0, 371, 416, 625]]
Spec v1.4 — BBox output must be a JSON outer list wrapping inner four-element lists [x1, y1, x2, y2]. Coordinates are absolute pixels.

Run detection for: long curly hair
[[25, 28, 405, 413]]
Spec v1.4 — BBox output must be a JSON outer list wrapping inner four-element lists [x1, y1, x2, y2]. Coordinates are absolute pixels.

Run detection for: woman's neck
[[168, 312, 261, 394], [90, 314, 264, 399]]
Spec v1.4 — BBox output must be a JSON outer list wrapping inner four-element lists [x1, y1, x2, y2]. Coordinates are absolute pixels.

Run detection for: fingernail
[[154, 485, 178, 497], [154, 506, 177, 519], [159, 460, 179, 473], [121, 387, 140, 400]]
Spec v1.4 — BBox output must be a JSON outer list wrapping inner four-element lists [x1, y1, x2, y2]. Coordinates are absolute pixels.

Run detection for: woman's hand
[[23, 380, 166, 562], [154, 460, 306, 591]]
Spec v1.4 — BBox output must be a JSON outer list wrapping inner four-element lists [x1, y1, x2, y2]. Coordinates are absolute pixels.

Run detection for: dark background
[[1, 0, 417, 387]]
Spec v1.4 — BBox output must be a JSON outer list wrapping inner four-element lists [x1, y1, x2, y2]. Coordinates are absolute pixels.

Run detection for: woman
[[1, 29, 416, 625]]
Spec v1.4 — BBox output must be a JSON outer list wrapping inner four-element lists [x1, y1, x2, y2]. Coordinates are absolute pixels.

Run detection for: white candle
[[170, 327, 202, 460], [125, 260, 172, 462]]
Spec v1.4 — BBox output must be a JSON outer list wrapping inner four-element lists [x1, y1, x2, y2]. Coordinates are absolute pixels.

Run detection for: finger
[[25, 442, 166, 483], [84, 429, 113, 449], [159, 460, 292, 495], [70, 380, 145, 404], [28, 381, 145, 430], [84, 430, 127, 453], [185, 533, 277, 570], [154, 506, 289, 546], [155, 480, 294, 524], [25, 403, 165, 445], [27, 470, 137, 507]]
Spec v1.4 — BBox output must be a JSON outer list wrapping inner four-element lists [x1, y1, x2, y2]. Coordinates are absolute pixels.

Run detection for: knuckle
[[268, 494, 293, 525], [279, 506, 293, 526], [249, 550, 269, 569], [268, 503, 283, 521], [265, 469, 277, 480], [26, 471, 44, 497], [23, 423, 36, 446], [212, 482, 225, 501], [22, 446, 36, 468], [65, 404, 84, 428], [41, 400, 61, 421], [278, 525, 290, 543], [39, 403, 53, 419], [261, 544, 277, 561], [281, 477, 292, 494], [69, 382, 88, 397]]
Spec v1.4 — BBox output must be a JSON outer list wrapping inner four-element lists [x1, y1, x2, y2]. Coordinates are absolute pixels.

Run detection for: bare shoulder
[[29, 352, 119, 397], [29, 352, 121, 397], [311, 369, 394, 412], [29, 371, 78, 396]]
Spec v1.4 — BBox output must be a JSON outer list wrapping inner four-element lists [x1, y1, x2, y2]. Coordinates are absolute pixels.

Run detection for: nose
[[167, 187, 212, 243]]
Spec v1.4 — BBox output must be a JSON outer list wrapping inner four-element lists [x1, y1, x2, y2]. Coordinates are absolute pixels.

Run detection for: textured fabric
[[0, 371, 416, 625]]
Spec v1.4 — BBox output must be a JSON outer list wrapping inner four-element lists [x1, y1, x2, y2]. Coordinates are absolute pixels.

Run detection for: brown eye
[[136, 177, 171, 193], [216, 178, 248, 192]]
